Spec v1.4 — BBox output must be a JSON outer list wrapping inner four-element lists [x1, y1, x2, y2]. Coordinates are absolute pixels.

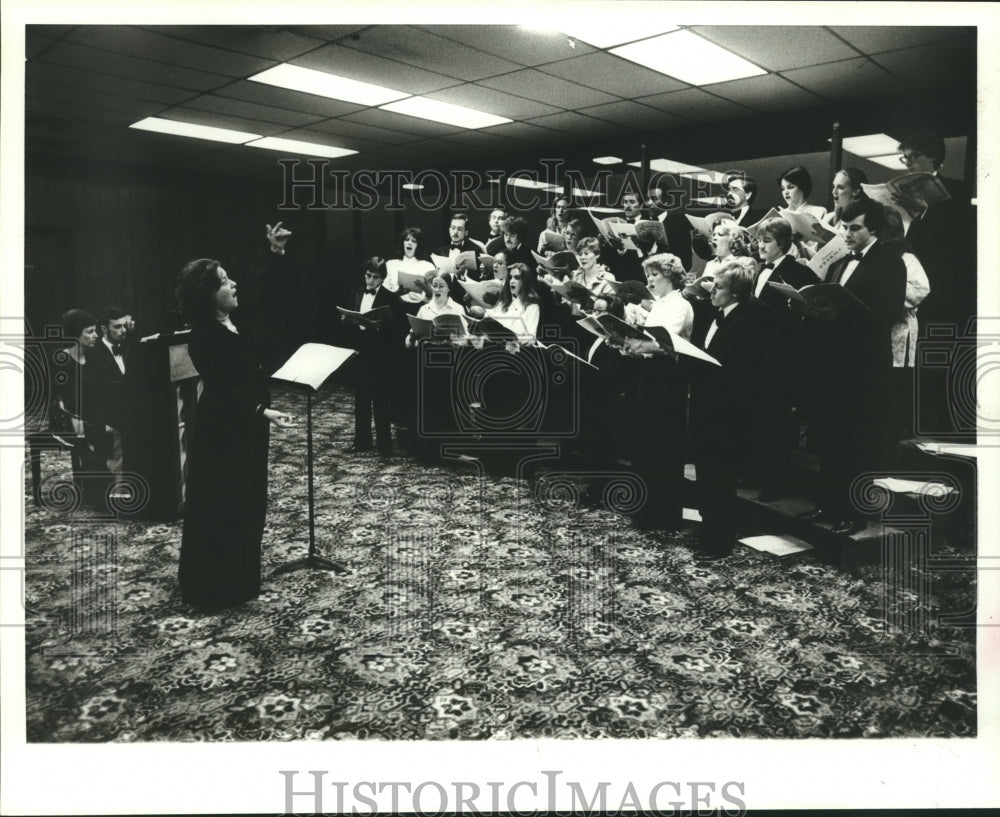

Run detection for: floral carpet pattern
[[23, 384, 976, 741]]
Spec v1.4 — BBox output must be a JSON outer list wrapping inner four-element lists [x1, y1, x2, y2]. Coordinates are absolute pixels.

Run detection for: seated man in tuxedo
[[796, 199, 906, 535], [692, 172, 768, 261], [749, 218, 822, 501], [88, 306, 132, 475], [689, 263, 767, 561]]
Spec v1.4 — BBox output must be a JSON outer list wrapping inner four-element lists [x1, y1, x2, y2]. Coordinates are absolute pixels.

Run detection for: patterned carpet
[[23, 383, 977, 741]]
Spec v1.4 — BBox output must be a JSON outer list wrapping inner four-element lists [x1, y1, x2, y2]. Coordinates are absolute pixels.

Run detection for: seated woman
[[405, 271, 468, 347], [537, 195, 571, 253], [381, 226, 435, 306], [824, 167, 868, 229], [778, 165, 827, 221], [485, 262, 540, 344]]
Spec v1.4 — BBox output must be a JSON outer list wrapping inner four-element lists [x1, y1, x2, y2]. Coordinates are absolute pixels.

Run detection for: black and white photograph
[[2, 1, 998, 813]]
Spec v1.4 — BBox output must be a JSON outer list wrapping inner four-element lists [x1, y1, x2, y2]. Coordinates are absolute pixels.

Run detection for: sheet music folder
[[271, 343, 357, 391]]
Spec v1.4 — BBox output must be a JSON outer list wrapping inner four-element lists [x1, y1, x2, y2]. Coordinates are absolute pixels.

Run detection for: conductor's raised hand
[[266, 222, 293, 252], [264, 408, 295, 428]]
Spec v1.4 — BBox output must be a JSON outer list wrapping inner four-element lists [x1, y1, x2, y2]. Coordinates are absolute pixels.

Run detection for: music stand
[[268, 343, 356, 576]]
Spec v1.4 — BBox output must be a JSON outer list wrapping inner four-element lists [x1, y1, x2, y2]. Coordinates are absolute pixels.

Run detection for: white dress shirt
[[839, 238, 876, 287], [754, 253, 786, 298]]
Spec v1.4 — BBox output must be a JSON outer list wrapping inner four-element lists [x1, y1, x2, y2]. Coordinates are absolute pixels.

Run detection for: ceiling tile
[[340, 108, 466, 138], [780, 57, 909, 102], [67, 26, 277, 78], [291, 26, 372, 43], [872, 38, 976, 90], [181, 94, 324, 128], [292, 43, 462, 95], [27, 81, 171, 118], [637, 88, 755, 122], [440, 130, 537, 152], [416, 25, 593, 67], [479, 69, 619, 109], [690, 25, 860, 71], [161, 107, 287, 137], [539, 52, 688, 97], [139, 25, 326, 61], [702, 73, 825, 112], [577, 100, 688, 130], [304, 118, 420, 144], [26, 98, 164, 127], [424, 85, 561, 120], [525, 111, 631, 137], [341, 26, 524, 82], [40, 41, 233, 92], [828, 25, 973, 54], [26, 34, 57, 59], [214, 80, 365, 118], [27, 61, 200, 105]]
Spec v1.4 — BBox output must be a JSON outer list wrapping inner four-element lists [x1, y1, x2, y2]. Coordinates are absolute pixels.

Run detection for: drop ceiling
[[24, 24, 976, 178]]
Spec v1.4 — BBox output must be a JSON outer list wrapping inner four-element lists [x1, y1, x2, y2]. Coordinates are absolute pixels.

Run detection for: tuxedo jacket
[[434, 238, 482, 263], [823, 241, 906, 375], [752, 255, 820, 312], [347, 286, 407, 359], [86, 338, 129, 432]]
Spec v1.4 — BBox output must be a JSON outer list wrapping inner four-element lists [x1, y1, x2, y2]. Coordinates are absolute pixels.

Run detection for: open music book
[[862, 171, 952, 222], [271, 343, 357, 391], [337, 305, 395, 326], [766, 281, 867, 313], [551, 280, 596, 308], [407, 313, 467, 340], [606, 279, 653, 304], [459, 278, 503, 309], [397, 269, 432, 297], [541, 230, 566, 252], [642, 325, 721, 366], [685, 211, 734, 241], [807, 234, 849, 279], [532, 249, 578, 274], [779, 209, 838, 246], [468, 315, 527, 342]]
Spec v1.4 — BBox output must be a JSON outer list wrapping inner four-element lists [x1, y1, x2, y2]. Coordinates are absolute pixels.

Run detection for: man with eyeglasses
[[894, 131, 973, 333]]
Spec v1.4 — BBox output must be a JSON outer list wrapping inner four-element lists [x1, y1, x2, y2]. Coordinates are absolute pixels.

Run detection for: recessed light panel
[[246, 137, 358, 159], [130, 117, 260, 144], [250, 64, 409, 106], [559, 24, 679, 49], [612, 30, 766, 86], [379, 97, 512, 129], [840, 134, 900, 157]]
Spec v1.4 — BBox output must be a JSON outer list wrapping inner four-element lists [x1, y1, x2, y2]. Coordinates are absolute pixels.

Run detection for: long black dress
[[179, 318, 271, 608]]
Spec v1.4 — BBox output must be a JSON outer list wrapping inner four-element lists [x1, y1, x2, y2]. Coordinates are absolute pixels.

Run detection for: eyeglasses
[[899, 152, 924, 165]]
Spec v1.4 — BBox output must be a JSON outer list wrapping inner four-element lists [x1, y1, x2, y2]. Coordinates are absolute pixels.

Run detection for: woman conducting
[[175, 258, 293, 610]]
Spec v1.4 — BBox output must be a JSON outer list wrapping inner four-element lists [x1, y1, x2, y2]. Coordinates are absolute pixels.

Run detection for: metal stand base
[[271, 551, 350, 577]]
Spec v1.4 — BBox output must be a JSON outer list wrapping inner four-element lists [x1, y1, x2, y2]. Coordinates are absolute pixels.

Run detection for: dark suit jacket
[[347, 286, 407, 359], [752, 255, 820, 312], [87, 338, 129, 432], [434, 239, 482, 264], [824, 241, 906, 376]]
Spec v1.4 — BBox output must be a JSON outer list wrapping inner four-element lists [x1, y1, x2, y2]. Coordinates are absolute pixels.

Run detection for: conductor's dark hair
[[898, 131, 946, 169], [175, 258, 223, 325], [61, 308, 97, 340], [778, 165, 814, 198], [759, 217, 793, 253], [841, 198, 888, 236], [95, 305, 127, 329]]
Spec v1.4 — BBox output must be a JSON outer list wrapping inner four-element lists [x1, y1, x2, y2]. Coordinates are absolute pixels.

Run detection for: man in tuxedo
[[484, 207, 507, 256], [88, 306, 131, 475], [894, 131, 973, 332], [342, 258, 406, 458], [606, 192, 668, 282], [796, 199, 906, 534], [500, 215, 535, 269], [689, 264, 767, 561], [645, 182, 693, 271], [436, 213, 485, 259], [749, 218, 822, 501]]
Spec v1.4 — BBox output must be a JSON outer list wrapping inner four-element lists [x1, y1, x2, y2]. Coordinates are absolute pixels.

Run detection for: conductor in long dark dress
[[175, 258, 293, 609]]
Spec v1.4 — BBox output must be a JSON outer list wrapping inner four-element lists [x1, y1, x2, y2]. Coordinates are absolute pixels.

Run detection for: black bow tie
[[111, 344, 122, 357], [365, 288, 378, 295], [450, 244, 463, 250], [761, 263, 775, 271], [849, 251, 864, 261]]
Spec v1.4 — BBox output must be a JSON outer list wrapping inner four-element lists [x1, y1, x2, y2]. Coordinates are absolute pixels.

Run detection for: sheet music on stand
[[271, 343, 356, 390]]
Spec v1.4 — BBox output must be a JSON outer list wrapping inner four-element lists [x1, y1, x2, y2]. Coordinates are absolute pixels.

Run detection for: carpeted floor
[[23, 383, 977, 741]]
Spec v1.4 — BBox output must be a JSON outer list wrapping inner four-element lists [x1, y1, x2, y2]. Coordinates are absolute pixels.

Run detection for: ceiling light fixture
[[129, 117, 260, 144], [593, 156, 623, 165], [559, 24, 679, 49], [611, 30, 766, 85], [379, 97, 512, 129], [245, 137, 358, 159], [249, 64, 409, 106]]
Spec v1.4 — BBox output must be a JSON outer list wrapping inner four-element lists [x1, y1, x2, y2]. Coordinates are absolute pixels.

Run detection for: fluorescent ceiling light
[[681, 169, 729, 185], [245, 137, 358, 159], [570, 188, 601, 198], [611, 30, 766, 86], [628, 158, 707, 174], [559, 24, 679, 49], [839, 134, 900, 157], [692, 196, 728, 206], [130, 117, 259, 144], [593, 156, 622, 165], [402, 183, 424, 190], [249, 64, 409, 106], [864, 154, 906, 169], [587, 206, 624, 214], [506, 177, 562, 191], [379, 97, 511, 129]]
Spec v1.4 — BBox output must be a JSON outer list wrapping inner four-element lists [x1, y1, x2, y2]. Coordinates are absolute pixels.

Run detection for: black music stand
[[268, 343, 356, 576]]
